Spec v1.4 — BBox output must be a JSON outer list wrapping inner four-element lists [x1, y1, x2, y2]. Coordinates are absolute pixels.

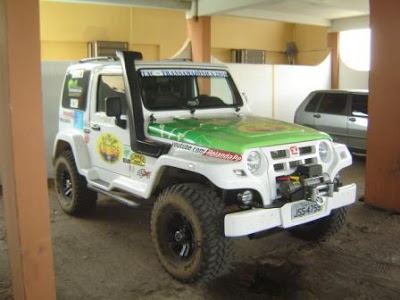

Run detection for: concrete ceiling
[[43, 0, 370, 27], [197, 0, 369, 27]]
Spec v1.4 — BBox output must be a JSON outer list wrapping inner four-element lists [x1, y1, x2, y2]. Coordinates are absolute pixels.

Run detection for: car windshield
[[139, 68, 243, 111]]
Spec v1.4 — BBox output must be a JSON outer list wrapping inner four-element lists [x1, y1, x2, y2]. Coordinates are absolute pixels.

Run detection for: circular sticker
[[97, 133, 123, 164]]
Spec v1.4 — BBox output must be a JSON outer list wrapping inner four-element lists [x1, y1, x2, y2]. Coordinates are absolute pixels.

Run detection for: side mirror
[[105, 96, 126, 129], [105, 96, 121, 118]]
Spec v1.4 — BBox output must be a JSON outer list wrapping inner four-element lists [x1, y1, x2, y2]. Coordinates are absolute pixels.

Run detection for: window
[[62, 70, 90, 110], [340, 29, 371, 71], [351, 94, 368, 117], [97, 75, 126, 113], [139, 69, 242, 111], [305, 93, 323, 112], [317, 93, 348, 115]]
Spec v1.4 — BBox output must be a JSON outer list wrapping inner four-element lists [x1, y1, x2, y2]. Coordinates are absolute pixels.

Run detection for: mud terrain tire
[[54, 150, 97, 216], [289, 207, 348, 242], [151, 183, 232, 282]]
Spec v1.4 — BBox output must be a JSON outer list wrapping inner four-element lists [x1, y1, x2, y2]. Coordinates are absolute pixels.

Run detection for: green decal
[[148, 115, 330, 154], [68, 78, 83, 98]]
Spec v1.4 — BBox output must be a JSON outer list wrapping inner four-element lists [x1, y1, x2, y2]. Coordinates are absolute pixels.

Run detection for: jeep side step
[[88, 184, 140, 208]]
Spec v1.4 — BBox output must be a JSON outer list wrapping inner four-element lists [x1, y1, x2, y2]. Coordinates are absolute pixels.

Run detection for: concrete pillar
[[0, 0, 57, 299], [366, 0, 400, 211], [327, 32, 339, 89], [187, 16, 211, 63]]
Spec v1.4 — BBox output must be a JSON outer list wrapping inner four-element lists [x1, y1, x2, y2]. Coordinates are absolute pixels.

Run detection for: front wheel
[[151, 184, 232, 282], [289, 207, 348, 242]]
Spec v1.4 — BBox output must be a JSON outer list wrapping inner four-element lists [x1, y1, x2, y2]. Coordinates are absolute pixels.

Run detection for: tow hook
[[309, 183, 334, 206]]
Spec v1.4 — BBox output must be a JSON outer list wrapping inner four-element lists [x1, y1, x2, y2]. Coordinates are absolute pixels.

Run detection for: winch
[[277, 164, 339, 205]]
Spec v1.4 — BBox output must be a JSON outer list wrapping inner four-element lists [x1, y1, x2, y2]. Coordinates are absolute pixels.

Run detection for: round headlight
[[247, 151, 261, 174], [318, 141, 331, 163]]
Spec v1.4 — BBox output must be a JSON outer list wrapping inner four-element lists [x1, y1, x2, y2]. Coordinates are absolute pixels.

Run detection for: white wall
[[227, 63, 273, 118], [274, 57, 331, 122], [339, 58, 369, 90], [227, 54, 331, 122]]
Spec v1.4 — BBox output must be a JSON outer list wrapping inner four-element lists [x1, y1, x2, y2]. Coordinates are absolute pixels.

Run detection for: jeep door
[[88, 74, 131, 179], [313, 92, 349, 145], [347, 93, 368, 151]]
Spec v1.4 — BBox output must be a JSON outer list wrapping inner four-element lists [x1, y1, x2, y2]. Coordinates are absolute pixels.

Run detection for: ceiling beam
[[227, 8, 331, 26], [195, 0, 266, 16], [330, 15, 370, 32], [41, 0, 192, 10]]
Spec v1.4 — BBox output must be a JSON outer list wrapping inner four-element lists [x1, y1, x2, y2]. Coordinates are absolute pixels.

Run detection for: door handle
[[91, 124, 101, 131], [348, 117, 356, 122], [313, 114, 321, 119]]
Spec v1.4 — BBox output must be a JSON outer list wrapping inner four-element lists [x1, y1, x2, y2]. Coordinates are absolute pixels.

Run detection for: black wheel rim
[[161, 210, 196, 261], [58, 164, 73, 203]]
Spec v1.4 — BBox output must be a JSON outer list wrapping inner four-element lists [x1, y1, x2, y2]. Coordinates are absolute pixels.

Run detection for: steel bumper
[[224, 183, 356, 237]]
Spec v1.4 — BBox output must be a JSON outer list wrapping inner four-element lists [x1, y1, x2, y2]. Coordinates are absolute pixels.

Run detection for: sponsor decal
[[70, 98, 79, 109], [203, 149, 242, 162], [137, 169, 151, 179], [84, 132, 90, 143], [172, 142, 242, 162], [70, 69, 84, 79], [140, 69, 228, 78], [62, 110, 74, 119], [123, 146, 131, 164], [97, 133, 123, 164], [68, 79, 84, 98], [59, 117, 71, 124], [74, 110, 84, 129], [122, 146, 146, 166], [290, 146, 299, 157], [96, 115, 116, 125], [172, 142, 207, 154], [130, 153, 146, 166]]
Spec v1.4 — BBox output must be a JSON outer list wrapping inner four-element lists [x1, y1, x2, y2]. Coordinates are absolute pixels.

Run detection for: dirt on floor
[[1, 156, 400, 299]]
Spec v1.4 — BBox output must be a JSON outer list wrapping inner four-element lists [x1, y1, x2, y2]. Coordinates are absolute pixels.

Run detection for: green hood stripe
[[148, 115, 329, 154]]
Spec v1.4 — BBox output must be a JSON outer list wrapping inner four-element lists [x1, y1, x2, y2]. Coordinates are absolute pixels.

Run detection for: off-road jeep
[[53, 51, 356, 282]]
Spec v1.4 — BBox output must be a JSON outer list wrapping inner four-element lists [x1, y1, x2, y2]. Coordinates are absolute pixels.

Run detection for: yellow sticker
[[130, 153, 146, 166], [97, 133, 123, 164]]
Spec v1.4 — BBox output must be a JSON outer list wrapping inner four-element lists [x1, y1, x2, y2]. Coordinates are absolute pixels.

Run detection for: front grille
[[266, 144, 318, 174], [262, 142, 320, 203], [270, 149, 286, 159], [299, 146, 313, 155]]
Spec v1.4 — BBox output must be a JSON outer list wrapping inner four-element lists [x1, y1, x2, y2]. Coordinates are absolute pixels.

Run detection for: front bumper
[[224, 183, 356, 237]]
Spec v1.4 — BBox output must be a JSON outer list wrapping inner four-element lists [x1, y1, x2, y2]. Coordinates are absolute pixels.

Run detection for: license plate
[[291, 201, 323, 219]]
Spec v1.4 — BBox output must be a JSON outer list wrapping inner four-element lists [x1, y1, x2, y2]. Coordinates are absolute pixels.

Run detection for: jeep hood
[[148, 115, 329, 154]]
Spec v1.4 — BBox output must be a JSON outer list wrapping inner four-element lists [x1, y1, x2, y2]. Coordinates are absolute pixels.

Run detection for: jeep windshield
[[138, 69, 243, 111]]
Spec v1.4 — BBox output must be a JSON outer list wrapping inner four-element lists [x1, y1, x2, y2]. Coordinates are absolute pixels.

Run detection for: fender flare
[[53, 131, 92, 175]]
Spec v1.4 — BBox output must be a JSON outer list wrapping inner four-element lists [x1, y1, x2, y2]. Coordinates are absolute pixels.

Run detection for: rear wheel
[[289, 207, 348, 241], [54, 150, 97, 215], [151, 183, 232, 282]]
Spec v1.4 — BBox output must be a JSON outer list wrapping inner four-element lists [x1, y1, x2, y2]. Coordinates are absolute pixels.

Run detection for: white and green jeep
[[53, 51, 356, 282]]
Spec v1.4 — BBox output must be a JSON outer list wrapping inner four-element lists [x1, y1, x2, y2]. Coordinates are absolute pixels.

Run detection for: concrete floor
[[1, 155, 400, 299]]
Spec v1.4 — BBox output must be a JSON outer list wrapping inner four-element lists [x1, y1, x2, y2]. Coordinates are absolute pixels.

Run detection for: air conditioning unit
[[231, 49, 266, 64], [87, 41, 129, 57]]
